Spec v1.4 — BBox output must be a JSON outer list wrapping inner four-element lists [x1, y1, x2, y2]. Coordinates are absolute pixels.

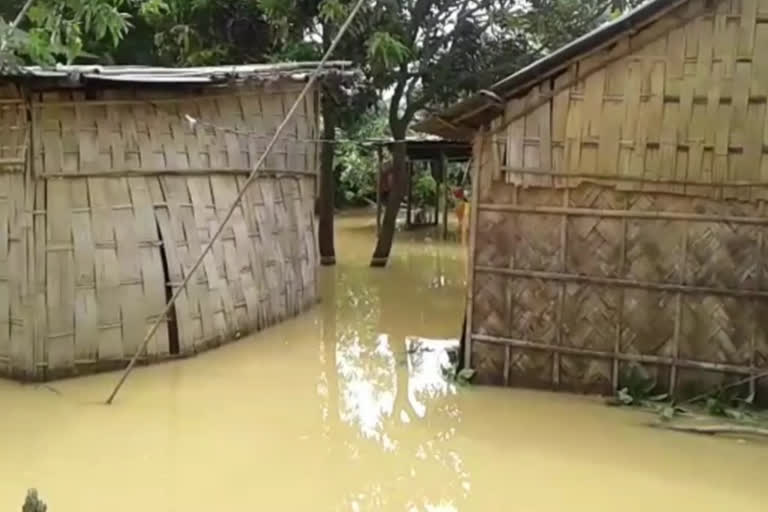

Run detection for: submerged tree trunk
[[318, 89, 337, 266], [370, 126, 407, 267]]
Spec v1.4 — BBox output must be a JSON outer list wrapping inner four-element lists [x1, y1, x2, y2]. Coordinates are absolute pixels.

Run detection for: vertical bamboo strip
[[670, 221, 689, 397], [554, 189, 570, 387], [613, 194, 629, 391], [750, 200, 765, 397]]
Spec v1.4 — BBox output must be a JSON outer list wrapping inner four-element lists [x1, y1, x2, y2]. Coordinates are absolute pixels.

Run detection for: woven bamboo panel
[[33, 83, 316, 178], [0, 80, 321, 380], [38, 172, 317, 375], [466, 0, 768, 399], [471, 183, 768, 398], [0, 85, 32, 378], [496, 0, 768, 200]]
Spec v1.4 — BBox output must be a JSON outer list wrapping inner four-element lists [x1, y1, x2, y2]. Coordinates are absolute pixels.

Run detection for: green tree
[[0, 0, 131, 68], [506, 0, 647, 54], [364, 0, 522, 266], [367, 0, 648, 266], [135, 0, 275, 66]]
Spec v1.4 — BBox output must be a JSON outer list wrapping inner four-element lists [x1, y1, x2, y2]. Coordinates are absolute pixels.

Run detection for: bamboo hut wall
[[0, 80, 320, 380], [468, 0, 768, 399], [0, 84, 31, 378]]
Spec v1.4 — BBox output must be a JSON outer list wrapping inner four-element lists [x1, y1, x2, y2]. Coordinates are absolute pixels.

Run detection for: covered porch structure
[[372, 137, 472, 239]]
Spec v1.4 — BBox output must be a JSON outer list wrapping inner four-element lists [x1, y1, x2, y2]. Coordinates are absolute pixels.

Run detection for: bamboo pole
[[476, 266, 768, 300], [104, 0, 368, 405], [463, 132, 483, 371], [650, 422, 768, 438], [472, 333, 755, 375], [478, 203, 768, 226], [39, 168, 316, 178]]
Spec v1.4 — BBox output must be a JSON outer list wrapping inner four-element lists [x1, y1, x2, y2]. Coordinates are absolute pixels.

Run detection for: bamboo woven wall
[[0, 80, 320, 380], [467, 0, 768, 400], [0, 85, 31, 378]]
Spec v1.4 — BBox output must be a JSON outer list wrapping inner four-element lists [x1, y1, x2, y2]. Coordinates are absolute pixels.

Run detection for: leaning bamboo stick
[[650, 422, 768, 438], [104, 0, 367, 405]]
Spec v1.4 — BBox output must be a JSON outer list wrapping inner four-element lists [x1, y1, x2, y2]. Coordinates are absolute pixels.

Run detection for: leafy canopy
[[0, 0, 131, 68]]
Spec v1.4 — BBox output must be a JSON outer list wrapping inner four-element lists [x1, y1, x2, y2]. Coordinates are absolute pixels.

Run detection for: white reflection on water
[[337, 333, 397, 447]]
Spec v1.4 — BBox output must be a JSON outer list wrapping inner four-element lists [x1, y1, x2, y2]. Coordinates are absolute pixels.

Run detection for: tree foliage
[[137, 0, 274, 66], [0, 0, 131, 68], [506, 0, 648, 55]]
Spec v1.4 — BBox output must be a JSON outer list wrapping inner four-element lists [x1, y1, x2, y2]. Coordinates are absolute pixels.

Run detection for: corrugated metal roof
[[4, 61, 355, 86], [414, 0, 687, 138]]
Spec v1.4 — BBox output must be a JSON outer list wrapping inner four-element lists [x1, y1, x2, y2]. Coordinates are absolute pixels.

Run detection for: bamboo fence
[[0, 79, 321, 380], [465, 0, 768, 401]]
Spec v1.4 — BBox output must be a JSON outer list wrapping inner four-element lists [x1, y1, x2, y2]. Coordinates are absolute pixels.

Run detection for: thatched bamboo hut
[[0, 62, 353, 381], [417, 0, 768, 400]]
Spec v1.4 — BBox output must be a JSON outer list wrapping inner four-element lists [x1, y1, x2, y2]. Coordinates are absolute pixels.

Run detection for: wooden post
[[433, 158, 440, 226], [442, 152, 449, 240], [406, 159, 413, 230], [376, 145, 383, 234]]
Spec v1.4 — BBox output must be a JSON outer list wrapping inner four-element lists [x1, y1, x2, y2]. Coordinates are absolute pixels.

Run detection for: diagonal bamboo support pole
[[105, 0, 367, 405]]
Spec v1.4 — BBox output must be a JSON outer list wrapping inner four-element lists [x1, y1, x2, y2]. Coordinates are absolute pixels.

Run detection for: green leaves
[[319, 0, 347, 25], [366, 31, 409, 72], [2, 0, 132, 65]]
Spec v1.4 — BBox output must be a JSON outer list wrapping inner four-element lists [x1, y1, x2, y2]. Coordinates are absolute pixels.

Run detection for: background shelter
[[418, 0, 768, 400], [0, 62, 353, 381], [372, 137, 472, 239]]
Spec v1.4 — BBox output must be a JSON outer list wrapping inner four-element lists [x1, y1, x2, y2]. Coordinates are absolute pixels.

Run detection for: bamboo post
[[464, 132, 483, 371], [104, 0, 368, 405], [554, 189, 569, 388], [613, 194, 628, 391], [749, 200, 765, 398], [670, 222, 689, 397]]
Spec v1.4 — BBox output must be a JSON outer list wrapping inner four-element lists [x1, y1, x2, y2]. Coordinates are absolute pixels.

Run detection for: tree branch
[[0, 0, 35, 54]]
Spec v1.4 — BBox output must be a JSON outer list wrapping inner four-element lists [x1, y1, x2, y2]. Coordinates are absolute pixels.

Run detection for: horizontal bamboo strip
[[41, 168, 316, 179], [29, 88, 304, 108], [513, 140, 768, 152], [472, 334, 753, 375], [501, 167, 768, 186], [478, 203, 768, 225], [568, 93, 768, 104], [475, 266, 768, 299], [0, 318, 26, 326]]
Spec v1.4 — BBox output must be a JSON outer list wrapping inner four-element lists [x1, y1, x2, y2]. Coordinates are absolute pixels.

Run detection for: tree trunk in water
[[370, 136, 407, 267], [318, 91, 337, 266]]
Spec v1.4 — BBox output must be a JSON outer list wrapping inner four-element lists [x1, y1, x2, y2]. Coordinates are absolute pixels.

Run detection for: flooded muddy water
[[0, 213, 766, 511]]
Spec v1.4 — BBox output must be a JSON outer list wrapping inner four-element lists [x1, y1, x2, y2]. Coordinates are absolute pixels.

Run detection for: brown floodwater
[[0, 212, 766, 511]]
